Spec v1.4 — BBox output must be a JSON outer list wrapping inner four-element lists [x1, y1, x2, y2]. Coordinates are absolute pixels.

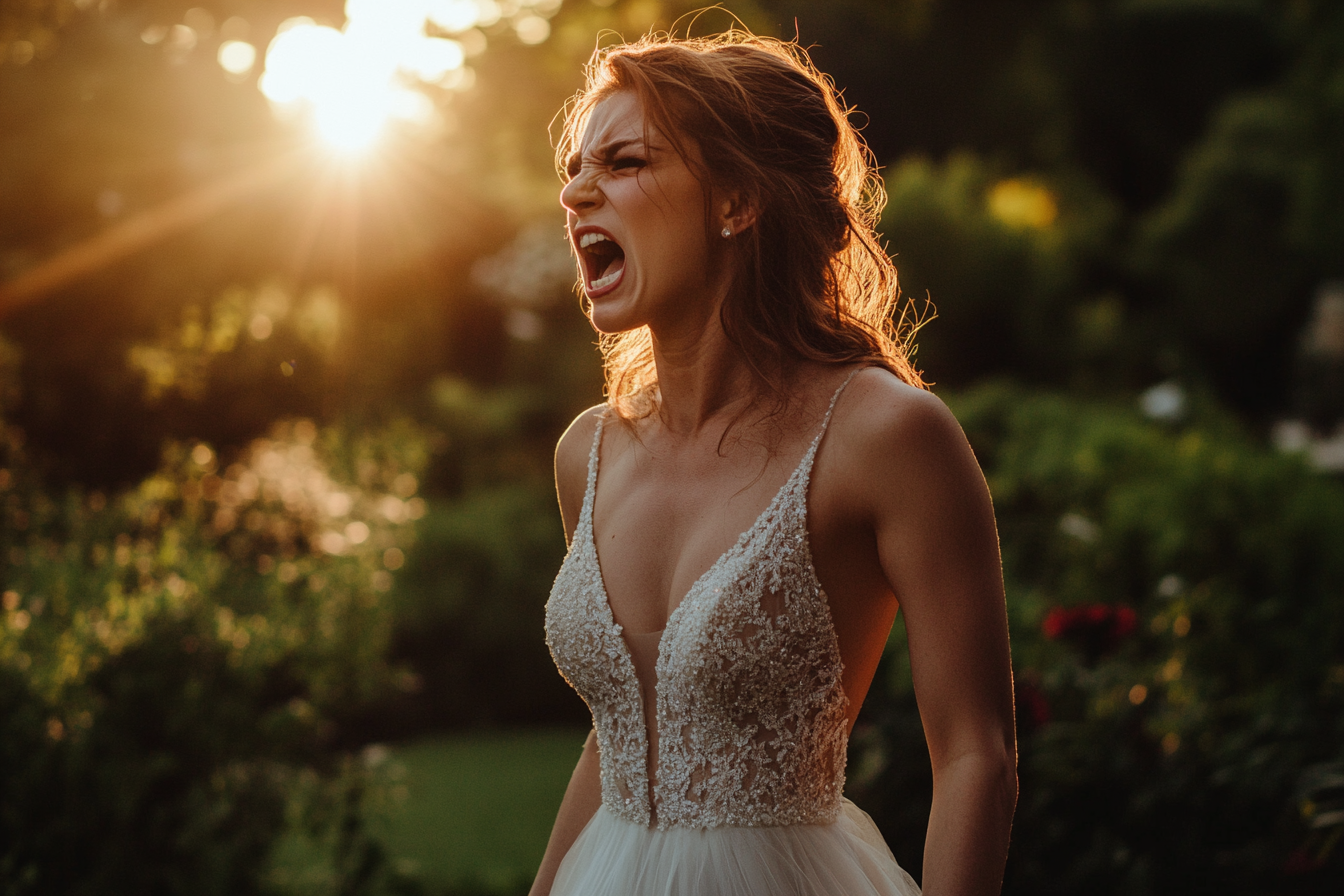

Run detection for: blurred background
[[0, 1, 1341, 894]]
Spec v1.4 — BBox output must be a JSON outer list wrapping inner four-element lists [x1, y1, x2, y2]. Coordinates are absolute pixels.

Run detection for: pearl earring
[[721, 226, 732, 238]]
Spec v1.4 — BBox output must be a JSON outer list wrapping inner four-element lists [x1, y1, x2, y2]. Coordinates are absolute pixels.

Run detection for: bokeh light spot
[[249, 314, 273, 340], [345, 521, 371, 544], [515, 15, 551, 45], [218, 40, 257, 75], [168, 24, 198, 53], [988, 178, 1058, 230], [474, 1, 503, 27], [260, 22, 345, 104], [184, 8, 216, 38], [457, 28, 487, 57], [10, 40, 36, 64]]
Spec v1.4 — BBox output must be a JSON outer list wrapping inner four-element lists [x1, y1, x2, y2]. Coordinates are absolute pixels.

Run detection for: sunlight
[[258, 0, 561, 155]]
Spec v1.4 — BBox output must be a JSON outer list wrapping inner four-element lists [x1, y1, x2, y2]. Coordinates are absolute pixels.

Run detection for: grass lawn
[[271, 728, 588, 895]]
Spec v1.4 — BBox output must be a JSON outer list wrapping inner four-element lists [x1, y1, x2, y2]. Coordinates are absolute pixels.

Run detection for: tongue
[[591, 255, 625, 289]]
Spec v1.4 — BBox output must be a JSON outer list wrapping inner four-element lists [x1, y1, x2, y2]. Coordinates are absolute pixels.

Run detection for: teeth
[[579, 232, 610, 248], [590, 268, 622, 290]]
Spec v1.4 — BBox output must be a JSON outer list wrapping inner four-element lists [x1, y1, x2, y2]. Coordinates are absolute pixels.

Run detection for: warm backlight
[[257, 1, 562, 153], [259, 3, 470, 154]]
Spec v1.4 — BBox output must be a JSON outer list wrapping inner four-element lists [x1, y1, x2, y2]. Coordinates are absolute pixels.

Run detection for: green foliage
[[0, 392, 429, 894], [364, 377, 587, 737], [880, 152, 1121, 385], [2, 2, 1343, 892], [853, 383, 1344, 894], [1131, 2, 1344, 412]]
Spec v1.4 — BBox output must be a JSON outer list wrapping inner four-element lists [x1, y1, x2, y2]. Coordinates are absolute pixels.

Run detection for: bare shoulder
[[830, 368, 983, 515], [554, 404, 608, 543], [840, 367, 968, 454]]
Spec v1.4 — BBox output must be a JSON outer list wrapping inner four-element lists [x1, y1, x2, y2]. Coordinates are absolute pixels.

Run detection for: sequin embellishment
[[545, 372, 858, 830]]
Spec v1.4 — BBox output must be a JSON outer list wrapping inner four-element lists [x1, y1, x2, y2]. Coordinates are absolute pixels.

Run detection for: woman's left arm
[[856, 385, 1017, 896]]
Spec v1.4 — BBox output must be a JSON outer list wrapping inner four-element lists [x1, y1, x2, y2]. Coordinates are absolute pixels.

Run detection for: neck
[[647, 310, 764, 437]]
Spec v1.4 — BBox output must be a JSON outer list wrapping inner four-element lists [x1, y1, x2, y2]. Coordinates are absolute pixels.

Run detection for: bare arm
[[554, 406, 604, 547], [528, 730, 602, 896], [529, 407, 608, 896], [857, 383, 1017, 895]]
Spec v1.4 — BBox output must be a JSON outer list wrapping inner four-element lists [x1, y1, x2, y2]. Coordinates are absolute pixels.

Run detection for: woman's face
[[561, 91, 733, 336]]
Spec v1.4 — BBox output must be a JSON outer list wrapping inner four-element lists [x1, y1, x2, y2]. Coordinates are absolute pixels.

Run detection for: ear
[[716, 191, 758, 237]]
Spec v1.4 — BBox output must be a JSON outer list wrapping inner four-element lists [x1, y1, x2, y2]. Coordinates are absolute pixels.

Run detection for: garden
[[1, 1, 1341, 894]]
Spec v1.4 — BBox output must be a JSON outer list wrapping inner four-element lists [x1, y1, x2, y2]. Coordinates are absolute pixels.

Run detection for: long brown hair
[[557, 28, 926, 420]]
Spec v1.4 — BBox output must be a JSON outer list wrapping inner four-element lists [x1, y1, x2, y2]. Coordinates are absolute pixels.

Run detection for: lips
[[573, 227, 626, 296]]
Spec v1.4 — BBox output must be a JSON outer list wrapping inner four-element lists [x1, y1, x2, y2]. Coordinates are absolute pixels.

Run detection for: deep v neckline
[[580, 395, 836, 823], [586, 439, 808, 646], [581, 367, 862, 654]]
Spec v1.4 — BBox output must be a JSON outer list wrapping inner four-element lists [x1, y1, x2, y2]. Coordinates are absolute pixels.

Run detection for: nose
[[560, 166, 600, 215]]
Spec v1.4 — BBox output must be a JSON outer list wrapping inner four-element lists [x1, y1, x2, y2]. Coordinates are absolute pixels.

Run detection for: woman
[[535, 29, 1016, 896]]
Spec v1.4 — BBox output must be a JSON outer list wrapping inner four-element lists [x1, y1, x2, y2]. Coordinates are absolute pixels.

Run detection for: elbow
[[932, 737, 1018, 821], [978, 736, 1019, 824]]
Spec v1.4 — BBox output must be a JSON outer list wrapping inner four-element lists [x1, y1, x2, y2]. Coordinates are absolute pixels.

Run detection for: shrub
[[353, 377, 587, 739], [851, 382, 1344, 895], [0, 412, 427, 895]]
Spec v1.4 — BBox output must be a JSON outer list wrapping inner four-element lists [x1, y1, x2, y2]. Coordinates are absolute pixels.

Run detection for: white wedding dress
[[544, 373, 920, 895]]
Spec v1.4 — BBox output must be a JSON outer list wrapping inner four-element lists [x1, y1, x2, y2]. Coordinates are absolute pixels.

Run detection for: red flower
[[1042, 603, 1138, 661], [1042, 607, 1069, 640], [1113, 605, 1137, 638]]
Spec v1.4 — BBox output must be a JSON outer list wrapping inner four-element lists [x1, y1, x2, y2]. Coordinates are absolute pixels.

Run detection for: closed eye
[[612, 157, 646, 172]]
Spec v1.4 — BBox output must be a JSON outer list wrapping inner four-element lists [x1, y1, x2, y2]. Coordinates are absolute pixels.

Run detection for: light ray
[[0, 155, 304, 317]]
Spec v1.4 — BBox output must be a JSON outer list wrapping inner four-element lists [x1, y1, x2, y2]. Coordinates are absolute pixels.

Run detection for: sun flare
[[257, 0, 557, 155]]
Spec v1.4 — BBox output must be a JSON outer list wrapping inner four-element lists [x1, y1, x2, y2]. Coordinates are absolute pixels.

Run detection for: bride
[[534, 28, 1016, 896]]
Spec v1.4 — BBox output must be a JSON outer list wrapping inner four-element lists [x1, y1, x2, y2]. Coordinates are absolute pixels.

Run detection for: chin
[[586, 297, 645, 336], [587, 313, 643, 336]]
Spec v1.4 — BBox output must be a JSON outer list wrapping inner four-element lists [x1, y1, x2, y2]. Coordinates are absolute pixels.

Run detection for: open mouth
[[577, 230, 626, 294]]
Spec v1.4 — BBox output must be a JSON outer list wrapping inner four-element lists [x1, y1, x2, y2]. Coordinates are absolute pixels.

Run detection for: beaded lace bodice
[[545, 374, 856, 830]]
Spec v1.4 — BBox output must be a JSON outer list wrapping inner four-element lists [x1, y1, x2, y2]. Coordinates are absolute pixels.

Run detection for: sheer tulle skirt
[[550, 799, 920, 896]]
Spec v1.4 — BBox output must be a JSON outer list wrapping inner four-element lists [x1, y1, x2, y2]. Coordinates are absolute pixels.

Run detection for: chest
[[591, 433, 818, 634], [543, 445, 851, 828]]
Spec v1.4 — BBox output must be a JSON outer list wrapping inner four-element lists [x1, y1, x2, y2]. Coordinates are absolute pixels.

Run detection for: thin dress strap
[[799, 366, 864, 472], [580, 410, 606, 526]]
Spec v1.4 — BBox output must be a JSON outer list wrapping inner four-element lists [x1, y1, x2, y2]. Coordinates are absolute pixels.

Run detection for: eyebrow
[[592, 138, 642, 158], [566, 138, 663, 175]]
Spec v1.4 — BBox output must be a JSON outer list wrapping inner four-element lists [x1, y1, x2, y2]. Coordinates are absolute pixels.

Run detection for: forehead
[[579, 91, 653, 151]]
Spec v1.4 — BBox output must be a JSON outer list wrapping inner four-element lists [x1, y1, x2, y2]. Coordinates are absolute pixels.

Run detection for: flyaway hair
[[557, 27, 927, 420]]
